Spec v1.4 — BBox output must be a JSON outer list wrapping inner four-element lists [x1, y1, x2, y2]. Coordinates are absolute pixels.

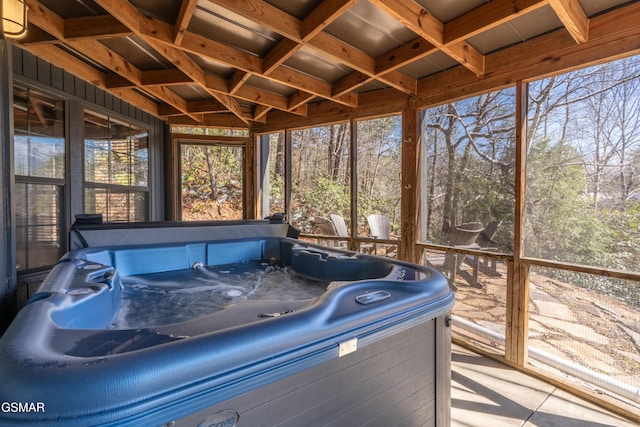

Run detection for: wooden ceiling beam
[[22, 44, 159, 115], [64, 15, 132, 40], [210, 0, 411, 99], [301, 0, 355, 41], [94, 0, 251, 124], [229, 70, 251, 95], [173, 0, 198, 45], [444, 0, 546, 45], [159, 100, 228, 117], [416, 2, 640, 106], [548, 0, 589, 44], [375, 37, 437, 75], [262, 38, 302, 75], [308, 33, 416, 95], [145, 38, 251, 124], [25, 0, 64, 40], [370, 0, 485, 76], [332, 72, 372, 97], [253, 105, 271, 122], [207, 0, 301, 41], [27, 0, 199, 120]]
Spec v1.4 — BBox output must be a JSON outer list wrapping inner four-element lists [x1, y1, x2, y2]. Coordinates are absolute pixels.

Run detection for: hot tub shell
[[0, 220, 454, 426]]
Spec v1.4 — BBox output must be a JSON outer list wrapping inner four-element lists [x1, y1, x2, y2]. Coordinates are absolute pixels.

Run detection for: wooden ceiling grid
[[15, 0, 640, 128]]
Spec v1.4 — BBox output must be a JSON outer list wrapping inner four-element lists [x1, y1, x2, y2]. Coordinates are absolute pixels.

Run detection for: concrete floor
[[451, 345, 637, 427]]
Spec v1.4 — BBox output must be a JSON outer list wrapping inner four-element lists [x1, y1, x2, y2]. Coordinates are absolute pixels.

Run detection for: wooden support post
[[400, 98, 419, 263], [506, 81, 529, 366]]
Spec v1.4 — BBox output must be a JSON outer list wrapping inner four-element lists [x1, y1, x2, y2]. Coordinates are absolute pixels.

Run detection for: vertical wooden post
[[245, 128, 256, 219], [349, 118, 358, 251], [505, 82, 530, 365], [284, 130, 292, 222], [400, 98, 419, 263]]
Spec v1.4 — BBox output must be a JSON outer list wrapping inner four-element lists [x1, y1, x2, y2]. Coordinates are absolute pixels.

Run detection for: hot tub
[[0, 220, 454, 426]]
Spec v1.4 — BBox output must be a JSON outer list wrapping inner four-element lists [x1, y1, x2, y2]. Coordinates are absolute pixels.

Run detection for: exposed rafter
[[18, 0, 640, 128]]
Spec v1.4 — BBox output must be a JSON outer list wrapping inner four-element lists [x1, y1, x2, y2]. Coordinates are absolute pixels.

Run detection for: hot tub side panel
[[170, 314, 452, 427]]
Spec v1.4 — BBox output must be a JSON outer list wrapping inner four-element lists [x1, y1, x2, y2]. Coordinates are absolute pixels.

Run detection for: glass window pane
[[85, 188, 149, 222], [290, 123, 350, 233], [525, 56, 640, 271], [180, 144, 244, 221], [84, 111, 150, 222], [421, 88, 516, 254], [13, 86, 65, 179], [84, 112, 149, 186], [15, 183, 65, 271]]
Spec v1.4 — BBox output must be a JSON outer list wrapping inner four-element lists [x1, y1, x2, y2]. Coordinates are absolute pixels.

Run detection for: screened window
[[290, 123, 351, 233], [355, 115, 402, 239], [13, 86, 66, 272], [525, 57, 640, 271], [84, 111, 149, 222], [420, 89, 516, 252]]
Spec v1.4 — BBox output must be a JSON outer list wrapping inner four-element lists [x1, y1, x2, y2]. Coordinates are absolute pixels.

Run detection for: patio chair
[[330, 214, 373, 253], [367, 214, 397, 256], [313, 217, 344, 248], [475, 220, 502, 276], [426, 222, 484, 289]]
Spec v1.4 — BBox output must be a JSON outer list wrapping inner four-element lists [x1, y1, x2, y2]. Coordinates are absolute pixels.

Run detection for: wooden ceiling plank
[[444, 0, 546, 45], [174, 0, 198, 45], [233, 85, 288, 111], [205, 74, 307, 117], [301, 0, 355, 41], [548, 0, 589, 44], [370, 0, 485, 76], [187, 100, 231, 114], [64, 15, 133, 40], [29, 0, 197, 119], [375, 37, 436, 75]]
